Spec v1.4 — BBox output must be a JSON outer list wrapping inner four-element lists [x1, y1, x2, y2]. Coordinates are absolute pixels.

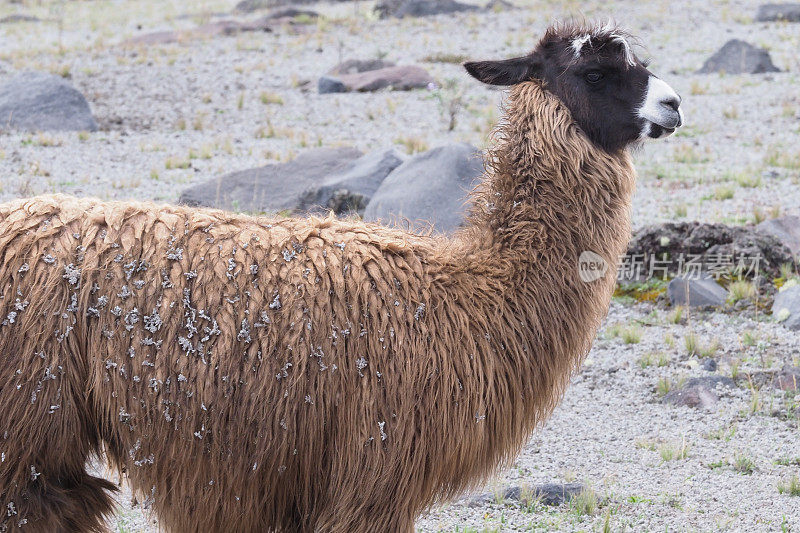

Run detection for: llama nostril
[[661, 96, 680, 112]]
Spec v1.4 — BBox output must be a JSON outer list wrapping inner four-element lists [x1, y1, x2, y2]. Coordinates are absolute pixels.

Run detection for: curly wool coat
[[0, 81, 635, 533]]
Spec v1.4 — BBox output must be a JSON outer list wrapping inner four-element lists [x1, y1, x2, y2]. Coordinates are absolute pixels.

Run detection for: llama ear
[[463, 55, 541, 86]]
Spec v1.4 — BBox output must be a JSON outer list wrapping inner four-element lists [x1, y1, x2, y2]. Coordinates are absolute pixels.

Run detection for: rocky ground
[[1, 0, 799, 531]]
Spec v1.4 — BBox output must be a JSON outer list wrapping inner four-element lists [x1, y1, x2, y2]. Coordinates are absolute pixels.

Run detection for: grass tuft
[[778, 475, 800, 496]]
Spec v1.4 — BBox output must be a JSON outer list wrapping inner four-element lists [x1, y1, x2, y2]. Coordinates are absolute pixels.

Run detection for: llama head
[[464, 22, 683, 153]]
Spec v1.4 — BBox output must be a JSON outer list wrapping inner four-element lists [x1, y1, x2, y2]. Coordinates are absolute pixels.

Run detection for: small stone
[[375, 0, 480, 19], [757, 215, 800, 256], [667, 277, 728, 307], [262, 7, 319, 20], [317, 76, 347, 94], [756, 3, 800, 22], [0, 14, 40, 24], [772, 284, 800, 331], [663, 376, 736, 409], [466, 483, 586, 508], [772, 367, 800, 391], [701, 358, 718, 372], [327, 59, 396, 76], [319, 66, 434, 93], [506, 483, 587, 506]]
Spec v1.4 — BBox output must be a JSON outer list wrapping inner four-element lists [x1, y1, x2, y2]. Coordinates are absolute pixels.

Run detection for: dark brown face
[[464, 25, 683, 153]]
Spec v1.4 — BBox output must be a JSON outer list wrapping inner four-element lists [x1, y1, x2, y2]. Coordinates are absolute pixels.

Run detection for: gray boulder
[[663, 376, 736, 409], [298, 149, 405, 216], [773, 284, 800, 330], [179, 147, 362, 214], [363, 143, 483, 234], [667, 276, 728, 307], [375, 0, 479, 18], [317, 76, 347, 94], [327, 59, 396, 76], [319, 65, 433, 93], [756, 3, 800, 21], [262, 7, 319, 20], [697, 39, 780, 74], [0, 72, 97, 132], [467, 483, 586, 507], [757, 215, 800, 256]]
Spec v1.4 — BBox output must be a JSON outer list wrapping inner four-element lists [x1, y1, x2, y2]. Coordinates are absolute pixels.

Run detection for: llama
[[0, 22, 682, 533]]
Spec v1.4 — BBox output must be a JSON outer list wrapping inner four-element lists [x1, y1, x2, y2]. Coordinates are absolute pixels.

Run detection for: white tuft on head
[[608, 33, 635, 66], [638, 75, 683, 138], [571, 27, 635, 66], [571, 34, 591, 59], [599, 19, 616, 34]]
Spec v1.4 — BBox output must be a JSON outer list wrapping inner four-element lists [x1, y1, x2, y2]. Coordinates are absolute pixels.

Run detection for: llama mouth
[[647, 123, 676, 138], [645, 109, 682, 139]]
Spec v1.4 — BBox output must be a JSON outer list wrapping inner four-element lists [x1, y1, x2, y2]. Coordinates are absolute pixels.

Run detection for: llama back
[[0, 194, 456, 531]]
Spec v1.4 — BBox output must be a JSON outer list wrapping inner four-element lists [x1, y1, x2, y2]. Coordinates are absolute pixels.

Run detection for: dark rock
[[179, 147, 362, 214], [773, 367, 800, 391], [363, 143, 483, 234], [320, 65, 434, 92], [235, 0, 316, 13], [317, 76, 347, 94], [0, 72, 97, 132], [327, 59, 396, 76], [702, 358, 718, 372], [0, 14, 40, 23], [484, 0, 515, 10], [757, 215, 800, 255], [756, 3, 800, 21], [663, 376, 736, 409], [772, 284, 800, 330], [262, 7, 319, 20], [298, 149, 405, 216], [505, 483, 586, 506], [626, 221, 794, 279], [667, 276, 728, 307], [467, 483, 586, 508], [375, 0, 480, 19], [697, 39, 780, 74]]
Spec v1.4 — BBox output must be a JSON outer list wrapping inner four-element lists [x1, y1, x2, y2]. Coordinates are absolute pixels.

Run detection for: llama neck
[[435, 82, 636, 489], [467, 80, 636, 361], [464, 81, 636, 271]]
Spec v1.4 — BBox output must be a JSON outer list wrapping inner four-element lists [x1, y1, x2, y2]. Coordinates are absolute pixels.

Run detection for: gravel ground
[[1, 0, 799, 531]]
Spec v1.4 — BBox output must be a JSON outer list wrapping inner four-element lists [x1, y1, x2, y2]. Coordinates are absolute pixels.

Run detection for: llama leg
[[1, 374, 117, 531], [1, 470, 117, 532]]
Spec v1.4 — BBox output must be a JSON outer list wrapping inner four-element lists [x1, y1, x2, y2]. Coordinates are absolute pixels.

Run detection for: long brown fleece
[[0, 81, 634, 532]]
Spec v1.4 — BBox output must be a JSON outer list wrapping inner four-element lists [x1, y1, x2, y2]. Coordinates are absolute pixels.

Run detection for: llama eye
[[585, 71, 603, 83]]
